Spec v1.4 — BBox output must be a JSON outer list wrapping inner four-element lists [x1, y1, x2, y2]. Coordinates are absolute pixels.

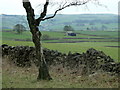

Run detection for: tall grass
[[2, 58, 119, 88]]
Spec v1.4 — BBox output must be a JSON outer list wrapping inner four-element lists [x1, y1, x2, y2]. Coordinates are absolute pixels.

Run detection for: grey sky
[[0, 0, 119, 15]]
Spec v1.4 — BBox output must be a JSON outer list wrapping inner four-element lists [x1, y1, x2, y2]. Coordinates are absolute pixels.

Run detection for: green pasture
[[2, 30, 101, 39], [75, 31, 118, 38], [2, 40, 119, 62], [2, 31, 32, 40], [43, 38, 118, 42], [43, 43, 119, 62], [2, 30, 118, 42]]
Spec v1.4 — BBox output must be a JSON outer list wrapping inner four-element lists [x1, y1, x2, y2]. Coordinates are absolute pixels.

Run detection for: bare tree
[[22, 0, 99, 80]]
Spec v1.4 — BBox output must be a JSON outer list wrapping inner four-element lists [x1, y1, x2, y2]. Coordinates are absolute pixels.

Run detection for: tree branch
[[41, 0, 90, 21], [36, 0, 49, 26], [23, 0, 36, 32]]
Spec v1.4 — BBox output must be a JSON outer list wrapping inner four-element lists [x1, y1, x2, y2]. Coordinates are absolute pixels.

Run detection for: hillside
[[0, 14, 118, 31]]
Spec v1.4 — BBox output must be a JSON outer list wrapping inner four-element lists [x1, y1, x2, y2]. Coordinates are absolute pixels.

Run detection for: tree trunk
[[32, 26, 52, 80], [34, 27, 52, 81], [23, 1, 52, 80]]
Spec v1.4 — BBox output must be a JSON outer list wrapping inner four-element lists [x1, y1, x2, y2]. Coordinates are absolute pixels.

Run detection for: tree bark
[[23, 1, 52, 80]]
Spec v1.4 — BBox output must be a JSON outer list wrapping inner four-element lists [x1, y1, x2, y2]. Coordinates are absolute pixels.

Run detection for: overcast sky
[[0, 0, 119, 15]]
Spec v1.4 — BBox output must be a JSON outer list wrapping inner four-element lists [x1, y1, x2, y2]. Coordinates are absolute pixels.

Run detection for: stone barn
[[66, 31, 76, 36]]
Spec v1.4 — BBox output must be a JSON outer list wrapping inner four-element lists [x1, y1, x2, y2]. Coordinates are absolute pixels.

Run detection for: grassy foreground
[[2, 58, 119, 88]]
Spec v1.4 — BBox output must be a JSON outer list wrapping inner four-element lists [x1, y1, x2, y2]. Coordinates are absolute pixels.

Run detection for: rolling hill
[[0, 14, 118, 31]]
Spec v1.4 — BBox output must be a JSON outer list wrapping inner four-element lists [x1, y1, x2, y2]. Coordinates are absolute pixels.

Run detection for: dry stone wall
[[1, 44, 120, 75]]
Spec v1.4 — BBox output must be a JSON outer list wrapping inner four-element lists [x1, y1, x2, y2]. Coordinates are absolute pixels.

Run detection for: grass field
[[75, 31, 119, 38]]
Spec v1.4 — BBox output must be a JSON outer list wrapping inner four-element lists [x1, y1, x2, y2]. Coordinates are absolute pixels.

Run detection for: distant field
[[2, 30, 119, 41], [75, 31, 119, 38], [1, 30, 119, 62]]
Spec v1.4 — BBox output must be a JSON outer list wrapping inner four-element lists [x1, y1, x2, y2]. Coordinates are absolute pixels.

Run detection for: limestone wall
[[1, 44, 120, 75]]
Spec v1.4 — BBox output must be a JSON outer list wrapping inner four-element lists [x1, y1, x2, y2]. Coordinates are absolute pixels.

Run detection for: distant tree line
[[86, 25, 108, 31], [74, 19, 118, 24]]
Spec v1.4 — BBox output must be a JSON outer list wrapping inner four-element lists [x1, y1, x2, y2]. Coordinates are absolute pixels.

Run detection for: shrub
[[42, 34, 50, 40]]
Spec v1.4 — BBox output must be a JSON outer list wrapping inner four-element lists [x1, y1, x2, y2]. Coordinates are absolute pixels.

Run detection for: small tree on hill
[[13, 24, 26, 34], [64, 25, 74, 31], [101, 25, 107, 30]]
